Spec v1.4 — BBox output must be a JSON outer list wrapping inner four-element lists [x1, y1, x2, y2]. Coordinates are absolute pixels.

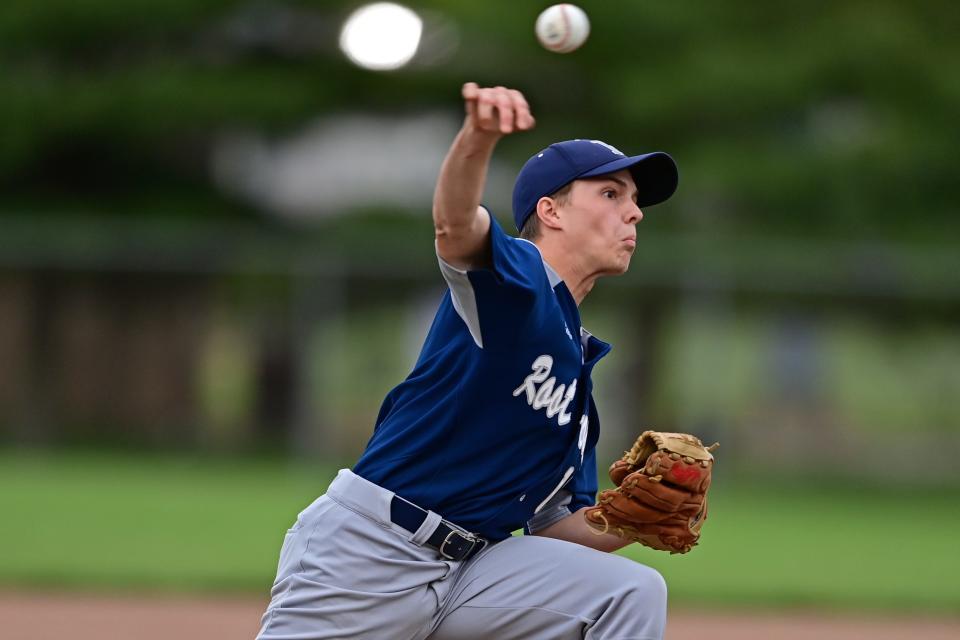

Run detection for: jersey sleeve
[[437, 207, 549, 349], [524, 450, 599, 534], [525, 489, 573, 534]]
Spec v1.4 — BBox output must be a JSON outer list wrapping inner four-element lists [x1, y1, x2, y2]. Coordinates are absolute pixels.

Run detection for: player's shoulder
[[485, 209, 540, 260], [513, 237, 561, 287], [476, 207, 558, 295]]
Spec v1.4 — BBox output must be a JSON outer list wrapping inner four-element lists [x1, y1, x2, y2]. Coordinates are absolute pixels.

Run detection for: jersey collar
[[516, 238, 563, 288]]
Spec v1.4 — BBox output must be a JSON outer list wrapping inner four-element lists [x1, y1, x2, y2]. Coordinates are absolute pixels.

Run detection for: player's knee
[[598, 555, 667, 597], [594, 564, 667, 639], [628, 566, 667, 636], [633, 564, 667, 605], [618, 564, 667, 617]]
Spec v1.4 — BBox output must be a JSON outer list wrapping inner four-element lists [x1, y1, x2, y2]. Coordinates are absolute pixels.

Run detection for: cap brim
[[579, 152, 678, 208]]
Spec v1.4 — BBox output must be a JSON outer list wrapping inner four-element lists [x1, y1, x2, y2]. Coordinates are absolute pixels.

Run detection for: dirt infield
[[2, 591, 958, 640]]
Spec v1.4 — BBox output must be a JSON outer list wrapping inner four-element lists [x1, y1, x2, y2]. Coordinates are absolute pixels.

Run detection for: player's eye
[[602, 189, 617, 199]]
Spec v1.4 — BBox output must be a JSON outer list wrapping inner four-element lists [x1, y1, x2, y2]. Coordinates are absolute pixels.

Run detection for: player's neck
[[564, 274, 597, 306], [535, 241, 597, 306]]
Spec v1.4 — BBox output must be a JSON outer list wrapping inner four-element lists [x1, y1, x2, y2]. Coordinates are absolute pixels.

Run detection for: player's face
[[562, 169, 642, 275]]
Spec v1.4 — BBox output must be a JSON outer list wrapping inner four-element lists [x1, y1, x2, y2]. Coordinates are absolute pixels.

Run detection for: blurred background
[[1, 0, 958, 637]]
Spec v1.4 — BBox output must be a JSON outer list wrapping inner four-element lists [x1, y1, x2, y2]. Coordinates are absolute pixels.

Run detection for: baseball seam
[[557, 4, 572, 51]]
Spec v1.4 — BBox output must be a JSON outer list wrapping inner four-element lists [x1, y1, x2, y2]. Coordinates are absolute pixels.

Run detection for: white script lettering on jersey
[[513, 355, 578, 426], [577, 414, 589, 463]]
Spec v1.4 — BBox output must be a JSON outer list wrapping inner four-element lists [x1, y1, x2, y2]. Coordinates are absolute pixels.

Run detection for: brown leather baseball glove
[[584, 431, 718, 554]]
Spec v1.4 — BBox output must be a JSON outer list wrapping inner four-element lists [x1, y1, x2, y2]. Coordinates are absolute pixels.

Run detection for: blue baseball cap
[[511, 139, 679, 232]]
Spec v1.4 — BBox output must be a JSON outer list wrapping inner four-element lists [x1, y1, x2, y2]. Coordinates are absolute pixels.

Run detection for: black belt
[[389, 496, 488, 562]]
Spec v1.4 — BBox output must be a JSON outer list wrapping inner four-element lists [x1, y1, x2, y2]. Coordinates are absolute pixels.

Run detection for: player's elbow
[[434, 207, 491, 269], [435, 233, 484, 271], [432, 204, 481, 238]]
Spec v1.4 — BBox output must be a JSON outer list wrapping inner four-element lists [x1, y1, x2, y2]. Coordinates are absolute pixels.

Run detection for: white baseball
[[535, 4, 590, 54]]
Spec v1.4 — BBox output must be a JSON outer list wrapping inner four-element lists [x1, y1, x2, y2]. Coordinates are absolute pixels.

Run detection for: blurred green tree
[[0, 0, 956, 241]]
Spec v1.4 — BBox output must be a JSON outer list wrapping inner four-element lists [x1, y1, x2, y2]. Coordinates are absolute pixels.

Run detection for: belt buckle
[[439, 529, 483, 561]]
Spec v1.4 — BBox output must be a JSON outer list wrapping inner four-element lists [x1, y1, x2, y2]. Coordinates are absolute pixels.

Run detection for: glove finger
[[620, 472, 702, 513], [607, 520, 698, 554], [608, 460, 633, 486], [595, 488, 676, 523], [644, 532, 698, 553], [641, 519, 701, 551], [607, 515, 682, 537], [585, 510, 666, 539], [586, 507, 701, 554]]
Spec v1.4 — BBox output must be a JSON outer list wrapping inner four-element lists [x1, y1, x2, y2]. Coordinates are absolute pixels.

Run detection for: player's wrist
[[459, 120, 503, 147]]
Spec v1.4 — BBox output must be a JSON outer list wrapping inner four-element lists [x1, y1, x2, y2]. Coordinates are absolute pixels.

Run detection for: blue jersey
[[353, 210, 611, 541]]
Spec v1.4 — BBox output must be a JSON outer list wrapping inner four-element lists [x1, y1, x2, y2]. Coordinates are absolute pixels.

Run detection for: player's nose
[[626, 203, 643, 224]]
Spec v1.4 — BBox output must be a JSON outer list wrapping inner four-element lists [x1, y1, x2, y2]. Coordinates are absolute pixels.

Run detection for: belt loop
[[409, 506, 443, 546]]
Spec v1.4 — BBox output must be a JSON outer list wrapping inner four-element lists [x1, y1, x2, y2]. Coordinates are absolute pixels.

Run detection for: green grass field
[[1, 450, 957, 612]]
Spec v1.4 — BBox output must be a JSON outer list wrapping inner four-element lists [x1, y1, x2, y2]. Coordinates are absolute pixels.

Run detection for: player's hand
[[461, 82, 536, 136]]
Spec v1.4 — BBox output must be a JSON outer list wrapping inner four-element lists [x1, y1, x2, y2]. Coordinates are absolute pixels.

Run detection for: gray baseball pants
[[257, 469, 667, 640]]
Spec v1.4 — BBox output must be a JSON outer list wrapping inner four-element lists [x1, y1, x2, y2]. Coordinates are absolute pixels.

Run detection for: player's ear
[[535, 196, 564, 231]]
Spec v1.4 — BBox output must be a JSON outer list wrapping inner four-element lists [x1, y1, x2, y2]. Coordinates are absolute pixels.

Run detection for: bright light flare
[[339, 3, 423, 71]]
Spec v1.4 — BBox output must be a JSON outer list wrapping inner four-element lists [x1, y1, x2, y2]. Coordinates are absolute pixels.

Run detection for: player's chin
[[606, 256, 632, 276]]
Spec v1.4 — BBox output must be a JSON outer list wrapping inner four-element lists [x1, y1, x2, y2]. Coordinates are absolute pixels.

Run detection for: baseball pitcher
[[256, 82, 714, 640]]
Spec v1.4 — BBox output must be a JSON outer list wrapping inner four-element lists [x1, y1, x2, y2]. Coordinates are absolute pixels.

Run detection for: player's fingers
[[468, 85, 533, 134], [508, 89, 536, 130], [475, 90, 496, 131], [492, 87, 515, 134], [462, 82, 479, 118]]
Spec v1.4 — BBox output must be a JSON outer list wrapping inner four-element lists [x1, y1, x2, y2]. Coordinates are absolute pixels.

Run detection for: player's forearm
[[432, 124, 499, 267], [534, 507, 631, 553]]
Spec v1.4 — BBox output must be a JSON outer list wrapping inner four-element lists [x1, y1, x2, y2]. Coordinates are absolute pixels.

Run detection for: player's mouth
[[622, 236, 636, 250]]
